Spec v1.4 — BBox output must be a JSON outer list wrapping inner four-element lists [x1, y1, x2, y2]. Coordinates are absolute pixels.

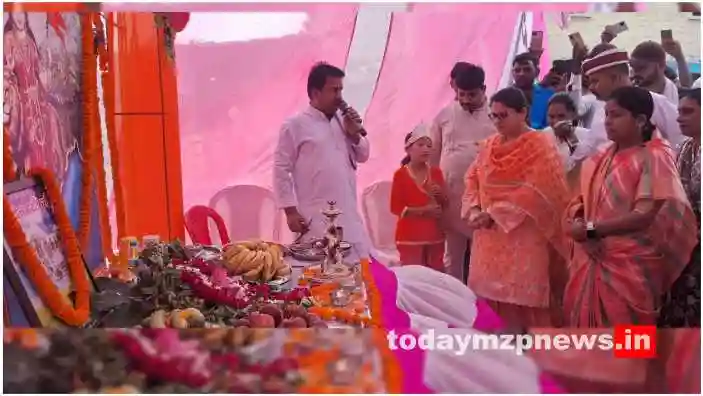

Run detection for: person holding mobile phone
[[630, 40, 680, 104], [580, 45, 686, 152], [543, 93, 594, 190], [510, 52, 555, 130]]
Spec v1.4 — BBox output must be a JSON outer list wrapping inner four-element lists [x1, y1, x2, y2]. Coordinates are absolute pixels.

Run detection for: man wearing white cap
[[570, 45, 685, 159], [429, 64, 495, 281]]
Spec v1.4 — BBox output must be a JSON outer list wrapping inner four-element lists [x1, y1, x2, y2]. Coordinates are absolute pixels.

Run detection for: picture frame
[[3, 176, 99, 328]]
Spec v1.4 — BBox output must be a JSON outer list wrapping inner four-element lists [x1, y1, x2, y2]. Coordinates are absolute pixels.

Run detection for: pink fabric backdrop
[[357, 9, 520, 191], [102, 3, 349, 12], [175, 6, 358, 210], [408, 3, 590, 12]]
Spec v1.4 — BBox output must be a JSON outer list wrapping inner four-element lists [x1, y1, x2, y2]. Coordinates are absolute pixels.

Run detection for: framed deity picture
[[3, 177, 98, 327]]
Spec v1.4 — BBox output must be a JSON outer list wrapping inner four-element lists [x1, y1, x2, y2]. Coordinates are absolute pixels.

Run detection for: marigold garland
[[91, 13, 115, 265], [77, 12, 98, 250], [4, 329, 40, 349], [285, 329, 381, 394], [360, 258, 404, 394], [103, 12, 126, 242], [3, 167, 91, 326]]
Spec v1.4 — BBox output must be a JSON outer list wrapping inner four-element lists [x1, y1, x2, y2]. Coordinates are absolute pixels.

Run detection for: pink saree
[[563, 138, 698, 326]]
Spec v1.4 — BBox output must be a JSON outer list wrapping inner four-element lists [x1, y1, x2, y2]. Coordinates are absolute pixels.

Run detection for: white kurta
[[662, 78, 680, 106], [569, 74, 686, 157], [430, 101, 495, 278], [273, 106, 372, 260], [543, 126, 593, 172]]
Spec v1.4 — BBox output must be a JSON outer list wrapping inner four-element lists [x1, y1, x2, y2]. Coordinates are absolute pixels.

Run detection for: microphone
[[339, 99, 368, 137]]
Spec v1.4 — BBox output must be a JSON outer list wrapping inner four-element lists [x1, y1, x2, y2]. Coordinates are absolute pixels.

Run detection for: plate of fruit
[[222, 240, 292, 284]]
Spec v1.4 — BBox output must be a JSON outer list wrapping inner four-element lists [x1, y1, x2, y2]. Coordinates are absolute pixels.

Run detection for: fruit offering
[[223, 240, 291, 282], [237, 303, 328, 329]]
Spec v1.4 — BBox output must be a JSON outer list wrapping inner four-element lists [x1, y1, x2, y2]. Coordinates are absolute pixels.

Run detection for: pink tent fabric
[[175, 6, 358, 210], [357, 9, 520, 191], [408, 3, 590, 13], [102, 3, 349, 12]]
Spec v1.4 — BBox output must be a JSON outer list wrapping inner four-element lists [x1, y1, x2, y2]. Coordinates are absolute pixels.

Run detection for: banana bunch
[[223, 240, 291, 282]]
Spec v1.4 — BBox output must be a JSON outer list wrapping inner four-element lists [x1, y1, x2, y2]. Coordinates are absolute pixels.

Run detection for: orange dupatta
[[465, 131, 571, 257], [464, 131, 571, 312]]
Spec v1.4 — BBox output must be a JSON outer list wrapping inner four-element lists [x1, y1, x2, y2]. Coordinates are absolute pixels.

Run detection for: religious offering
[[222, 240, 291, 283], [3, 328, 392, 393], [297, 202, 355, 284], [3, 176, 96, 327]]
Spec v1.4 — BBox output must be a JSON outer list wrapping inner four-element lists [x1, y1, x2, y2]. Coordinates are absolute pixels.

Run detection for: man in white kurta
[[577, 47, 685, 155], [273, 63, 372, 261], [430, 64, 495, 281]]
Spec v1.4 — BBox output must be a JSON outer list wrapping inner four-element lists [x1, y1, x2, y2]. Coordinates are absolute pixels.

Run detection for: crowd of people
[[273, 26, 701, 330]]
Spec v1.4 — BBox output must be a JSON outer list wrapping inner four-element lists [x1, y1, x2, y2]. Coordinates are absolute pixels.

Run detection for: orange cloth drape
[[564, 138, 698, 326]]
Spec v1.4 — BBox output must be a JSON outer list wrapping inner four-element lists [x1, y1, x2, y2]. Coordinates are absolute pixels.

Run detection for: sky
[[174, 12, 308, 44]]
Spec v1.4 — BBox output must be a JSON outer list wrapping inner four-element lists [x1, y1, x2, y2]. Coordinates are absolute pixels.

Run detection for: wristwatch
[[586, 221, 598, 239]]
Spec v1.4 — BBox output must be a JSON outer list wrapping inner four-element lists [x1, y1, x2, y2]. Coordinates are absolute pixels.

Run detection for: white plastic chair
[[208, 185, 283, 243], [361, 181, 401, 266]]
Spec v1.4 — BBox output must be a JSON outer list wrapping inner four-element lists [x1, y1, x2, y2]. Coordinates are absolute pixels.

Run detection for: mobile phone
[[552, 59, 574, 74], [661, 29, 673, 40], [569, 32, 586, 50], [530, 31, 544, 50], [605, 21, 629, 36]]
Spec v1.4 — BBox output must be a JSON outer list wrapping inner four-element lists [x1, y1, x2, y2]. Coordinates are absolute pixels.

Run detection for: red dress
[[389, 165, 446, 271]]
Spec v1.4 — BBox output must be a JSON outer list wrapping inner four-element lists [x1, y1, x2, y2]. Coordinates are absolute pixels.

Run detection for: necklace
[[3, 167, 91, 326]]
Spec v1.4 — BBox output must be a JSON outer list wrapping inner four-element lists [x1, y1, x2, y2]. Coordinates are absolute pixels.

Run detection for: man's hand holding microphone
[[339, 99, 366, 144]]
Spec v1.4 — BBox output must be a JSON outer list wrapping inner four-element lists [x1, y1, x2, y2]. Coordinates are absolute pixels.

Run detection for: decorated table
[[4, 232, 573, 394]]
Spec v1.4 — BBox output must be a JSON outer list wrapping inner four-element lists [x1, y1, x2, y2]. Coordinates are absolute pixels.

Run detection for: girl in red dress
[[390, 124, 448, 272]]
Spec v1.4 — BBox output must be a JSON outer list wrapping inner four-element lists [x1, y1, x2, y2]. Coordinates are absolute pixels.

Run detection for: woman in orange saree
[[563, 86, 698, 327], [463, 87, 571, 330], [390, 125, 448, 272]]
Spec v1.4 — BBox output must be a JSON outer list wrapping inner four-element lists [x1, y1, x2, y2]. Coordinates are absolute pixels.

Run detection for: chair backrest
[[184, 205, 230, 246], [361, 180, 397, 250], [208, 184, 282, 243]]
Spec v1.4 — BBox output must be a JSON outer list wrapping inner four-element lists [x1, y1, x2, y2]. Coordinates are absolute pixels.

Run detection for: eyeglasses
[[488, 112, 509, 121]]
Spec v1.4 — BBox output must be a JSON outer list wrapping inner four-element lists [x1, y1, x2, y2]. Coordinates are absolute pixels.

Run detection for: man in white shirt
[[630, 41, 680, 105], [574, 46, 685, 157], [429, 64, 495, 280], [273, 62, 372, 261]]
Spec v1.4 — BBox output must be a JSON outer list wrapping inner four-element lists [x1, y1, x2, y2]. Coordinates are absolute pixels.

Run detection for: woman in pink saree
[[4, 12, 66, 177], [563, 86, 698, 326]]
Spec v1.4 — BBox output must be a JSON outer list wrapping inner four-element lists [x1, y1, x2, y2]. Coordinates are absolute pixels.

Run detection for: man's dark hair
[[664, 66, 678, 82], [450, 62, 472, 79], [454, 63, 485, 90], [631, 41, 667, 65], [307, 62, 345, 99], [512, 52, 539, 69], [680, 88, 701, 106]]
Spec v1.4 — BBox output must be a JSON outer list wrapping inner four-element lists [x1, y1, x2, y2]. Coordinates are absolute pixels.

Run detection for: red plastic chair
[[184, 205, 230, 246]]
